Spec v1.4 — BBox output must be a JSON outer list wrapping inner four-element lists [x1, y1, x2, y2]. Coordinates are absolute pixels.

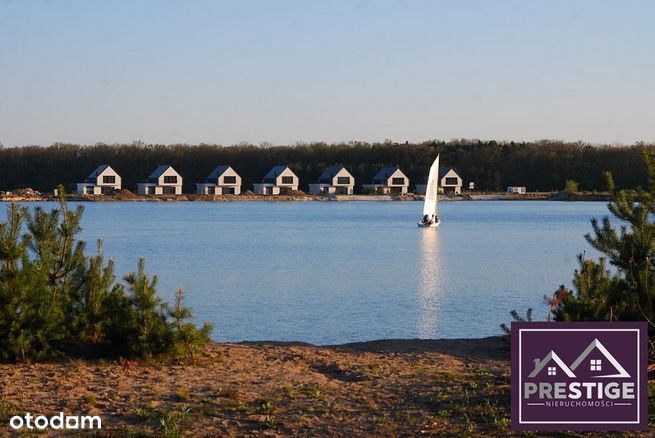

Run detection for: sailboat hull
[[417, 221, 440, 228]]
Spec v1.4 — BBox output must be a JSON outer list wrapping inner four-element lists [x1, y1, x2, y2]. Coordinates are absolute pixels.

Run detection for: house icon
[[568, 338, 630, 378], [528, 350, 576, 378]]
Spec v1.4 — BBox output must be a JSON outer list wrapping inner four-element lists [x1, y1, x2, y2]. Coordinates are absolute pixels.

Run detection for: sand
[[0, 337, 515, 437]]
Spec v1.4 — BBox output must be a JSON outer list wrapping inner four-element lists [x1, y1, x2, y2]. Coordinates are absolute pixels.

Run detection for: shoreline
[[0, 337, 513, 437], [0, 192, 611, 203]]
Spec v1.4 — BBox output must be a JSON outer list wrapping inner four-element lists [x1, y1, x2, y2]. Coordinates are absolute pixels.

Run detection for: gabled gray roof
[[149, 165, 175, 178], [318, 165, 346, 183], [263, 165, 291, 183], [372, 166, 402, 183], [85, 164, 113, 182], [88, 164, 111, 177], [206, 165, 232, 180]]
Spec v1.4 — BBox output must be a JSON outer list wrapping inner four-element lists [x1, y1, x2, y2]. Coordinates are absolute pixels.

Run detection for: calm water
[[11, 201, 610, 344]]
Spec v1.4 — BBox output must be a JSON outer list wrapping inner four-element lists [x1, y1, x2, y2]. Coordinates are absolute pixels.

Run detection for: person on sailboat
[[422, 214, 432, 225]]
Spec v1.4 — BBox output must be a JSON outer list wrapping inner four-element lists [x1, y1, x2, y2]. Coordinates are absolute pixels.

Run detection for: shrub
[[0, 190, 211, 362], [564, 179, 579, 195]]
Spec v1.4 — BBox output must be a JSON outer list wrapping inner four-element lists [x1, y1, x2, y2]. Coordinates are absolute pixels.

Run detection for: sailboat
[[417, 155, 441, 228]]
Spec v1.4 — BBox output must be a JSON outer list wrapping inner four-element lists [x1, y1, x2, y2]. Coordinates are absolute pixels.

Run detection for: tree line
[[0, 140, 651, 194]]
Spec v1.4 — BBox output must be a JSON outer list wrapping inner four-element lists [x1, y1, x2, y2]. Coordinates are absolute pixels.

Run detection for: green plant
[[159, 406, 191, 438], [160, 411, 180, 438], [554, 152, 655, 358], [134, 407, 157, 421], [437, 409, 451, 417], [165, 288, 212, 361], [306, 385, 324, 401], [0, 192, 212, 363], [564, 179, 579, 195], [259, 399, 273, 415], [500, 308, 533, 334], [263, 416, 279, 429]]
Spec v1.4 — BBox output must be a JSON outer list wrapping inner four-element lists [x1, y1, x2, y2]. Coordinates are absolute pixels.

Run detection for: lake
[[9, 200, 611, 344]]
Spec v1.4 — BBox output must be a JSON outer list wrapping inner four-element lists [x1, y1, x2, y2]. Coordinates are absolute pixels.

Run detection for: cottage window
[[207, 186, 215, 195], [337, 176, 350, 185], [164, 175, 178, 184], [445, 177, 458, 185], [281, 176, 294, 184], [391, 177, 405, 185], [103, 175, 116, 184], [223, 176, 237, 184], [162, 186, 176, 194]]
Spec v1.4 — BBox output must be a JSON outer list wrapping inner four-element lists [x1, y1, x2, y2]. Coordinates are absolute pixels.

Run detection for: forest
[[0, 140, 651, 194]]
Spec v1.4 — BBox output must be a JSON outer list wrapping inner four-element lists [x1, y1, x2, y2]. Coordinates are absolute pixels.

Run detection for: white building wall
[[274, 168, 299, 190], [384, 169, 409, 194], [253, 183, 281, 195], [440, 169, 463, 195], [95, 167, 122, 190]]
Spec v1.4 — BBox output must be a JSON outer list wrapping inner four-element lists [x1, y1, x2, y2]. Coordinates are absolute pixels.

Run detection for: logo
[[8, 412, 101, 431], [511, 322, 647, 431]]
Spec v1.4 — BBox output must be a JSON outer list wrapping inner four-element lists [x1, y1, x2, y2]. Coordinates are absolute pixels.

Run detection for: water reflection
[[417, 229, 444, 338]]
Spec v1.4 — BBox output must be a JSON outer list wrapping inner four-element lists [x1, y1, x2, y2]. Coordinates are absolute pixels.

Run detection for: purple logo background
[[511, 322, 647, 431]]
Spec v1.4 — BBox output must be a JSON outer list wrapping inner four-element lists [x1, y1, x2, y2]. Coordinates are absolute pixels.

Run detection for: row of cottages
[[77, 164, 462, 196], [77, 164, 183, 195]]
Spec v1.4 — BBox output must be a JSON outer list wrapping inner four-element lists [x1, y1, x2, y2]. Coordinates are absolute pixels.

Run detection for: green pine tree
[[0, 190, 212, 362], [554, 150, 655, 358], [121, 258, 172, 358], [166, 288, 213, 361]]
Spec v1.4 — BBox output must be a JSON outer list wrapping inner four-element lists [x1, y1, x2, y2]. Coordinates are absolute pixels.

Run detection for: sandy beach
[[0, 337, 515, 437]]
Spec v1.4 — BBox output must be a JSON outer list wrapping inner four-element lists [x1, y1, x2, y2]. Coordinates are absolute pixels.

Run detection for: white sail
[[422, 155, 439, 217]]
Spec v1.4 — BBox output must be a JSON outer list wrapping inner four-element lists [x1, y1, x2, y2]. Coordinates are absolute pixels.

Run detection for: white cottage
[[196, 165, 241, 195], [308, 165, 355, 195], [439, 168, 462, 195], [362, 166, 409, 195], [137, 165, 183, 195], [76, 164, 122, 195], [253, 165, 299, 195]]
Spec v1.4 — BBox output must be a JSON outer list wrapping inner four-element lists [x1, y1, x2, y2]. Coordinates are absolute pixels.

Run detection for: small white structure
[[362, 166, 409, 194], [137, 165, 183, 195], [309, 165, 355, 195], [439, 168, 462, 195], [196, 165, 241, 195], [76, 164, 121, 195], [253, 165, 299, 195], [507, 186, 527, 194]]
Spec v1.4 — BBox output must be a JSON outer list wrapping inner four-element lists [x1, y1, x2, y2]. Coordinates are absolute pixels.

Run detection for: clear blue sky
[[1, 0, 653, 146]]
